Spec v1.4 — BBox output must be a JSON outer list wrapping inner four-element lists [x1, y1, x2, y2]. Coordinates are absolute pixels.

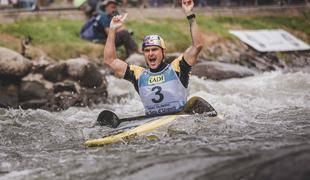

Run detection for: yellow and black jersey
[[123, 55, 192, 93]]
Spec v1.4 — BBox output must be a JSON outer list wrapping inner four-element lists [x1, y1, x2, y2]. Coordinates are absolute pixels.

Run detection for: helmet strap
[[161, 48, 165, 62]]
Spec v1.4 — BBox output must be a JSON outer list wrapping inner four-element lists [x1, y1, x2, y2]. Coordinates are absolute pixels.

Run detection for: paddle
[[97, 110, 180, 128], [97, 97, 217, 128]]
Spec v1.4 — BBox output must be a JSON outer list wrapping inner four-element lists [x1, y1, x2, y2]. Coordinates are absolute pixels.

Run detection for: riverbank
[[0, 8, 309, 60]]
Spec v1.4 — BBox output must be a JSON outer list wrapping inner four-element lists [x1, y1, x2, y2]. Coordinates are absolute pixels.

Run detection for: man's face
[[143, 46, 164, 69], [104, 3, 117, 15]]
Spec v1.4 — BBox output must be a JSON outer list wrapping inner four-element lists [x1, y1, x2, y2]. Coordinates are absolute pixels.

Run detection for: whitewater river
[[0, 71, 309, 180]]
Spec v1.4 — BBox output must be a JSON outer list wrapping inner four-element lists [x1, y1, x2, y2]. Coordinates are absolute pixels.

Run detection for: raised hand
[[110, 13, 128, 30], [182, 0, 194, 15]]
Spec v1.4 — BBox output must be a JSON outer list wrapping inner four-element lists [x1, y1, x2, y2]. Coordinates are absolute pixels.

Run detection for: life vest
[[138, 64, 187, 116]]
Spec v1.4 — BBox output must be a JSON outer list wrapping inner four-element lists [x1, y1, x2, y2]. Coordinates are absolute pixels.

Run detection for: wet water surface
[[1, 71, 310, 180]]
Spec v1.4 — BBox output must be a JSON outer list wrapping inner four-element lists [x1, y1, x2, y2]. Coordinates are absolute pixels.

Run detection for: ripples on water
[[0, 71, 309, 180]]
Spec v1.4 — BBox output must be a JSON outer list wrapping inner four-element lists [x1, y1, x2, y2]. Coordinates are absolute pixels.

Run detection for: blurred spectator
[[0, 0, 10, 5], [80, 0, 138, 58], [99, 0, 137, 58], [207, 0, 220, 6], [197, 0, 206, 6], [13, 0, 38, 9], [80, 0, 126, 17], [10, 0, 53, 9], [170, 0, 181, 7], [10, 0, 18, 4], [148, 0, 164, 7]]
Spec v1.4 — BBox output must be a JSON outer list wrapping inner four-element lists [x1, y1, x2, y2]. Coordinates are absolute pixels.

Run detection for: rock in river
[[19, 81, 52, 109], [66, 58, 103, 88], [19, 81, 51, 102], [192, 61, 255, 80], [0, 81, 19, 108], [43, 63, 67, 82], [0, 47, 32, 80]]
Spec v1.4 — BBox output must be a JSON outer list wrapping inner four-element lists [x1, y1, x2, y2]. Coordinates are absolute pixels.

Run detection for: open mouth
[[149, 58, 157, 66]]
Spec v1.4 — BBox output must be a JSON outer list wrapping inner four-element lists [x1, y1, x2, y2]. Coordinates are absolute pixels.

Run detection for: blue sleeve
[[98, 15, 110, 28]]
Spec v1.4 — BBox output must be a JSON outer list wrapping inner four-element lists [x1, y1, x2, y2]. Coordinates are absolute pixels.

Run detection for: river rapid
[[0, 71, 310, 180]]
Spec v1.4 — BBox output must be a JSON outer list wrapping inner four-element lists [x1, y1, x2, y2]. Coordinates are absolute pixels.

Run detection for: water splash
[[0, 71, 309, 179]]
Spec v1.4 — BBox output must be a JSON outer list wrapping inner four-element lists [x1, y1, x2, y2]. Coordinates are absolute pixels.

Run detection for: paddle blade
[[97, 110, 120, 128], [183, 96, 217, 117]]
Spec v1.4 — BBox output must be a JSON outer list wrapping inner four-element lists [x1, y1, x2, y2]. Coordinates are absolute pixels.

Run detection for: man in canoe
[[103, 0, 216, 117]]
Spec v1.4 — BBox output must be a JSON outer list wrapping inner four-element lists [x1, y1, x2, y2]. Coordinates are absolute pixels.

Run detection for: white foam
[[189, 71, 310, 118], [58, 71, 310, 124], [0, 168, 44, 180]]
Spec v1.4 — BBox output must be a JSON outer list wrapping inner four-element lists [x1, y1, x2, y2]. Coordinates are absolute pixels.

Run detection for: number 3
[[151, 86, 164, 103]]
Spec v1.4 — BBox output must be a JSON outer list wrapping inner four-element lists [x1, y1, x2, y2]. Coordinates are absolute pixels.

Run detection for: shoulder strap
[[170, 55, 184, 73], [129, 65, 145, 80]]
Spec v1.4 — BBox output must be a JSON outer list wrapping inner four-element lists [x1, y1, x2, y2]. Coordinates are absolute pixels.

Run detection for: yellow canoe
[[84, 114, 186, 147]]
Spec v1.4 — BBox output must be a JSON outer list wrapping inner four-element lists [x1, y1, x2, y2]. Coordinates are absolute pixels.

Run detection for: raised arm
[[103, 14, 128, 78], [182, 0, 204, 66]]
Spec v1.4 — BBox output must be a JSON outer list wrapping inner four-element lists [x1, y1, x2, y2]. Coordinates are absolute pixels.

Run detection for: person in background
[[14, 0, 38, 10], [96, 0, 138, 58], [197, 0, 206, 7]]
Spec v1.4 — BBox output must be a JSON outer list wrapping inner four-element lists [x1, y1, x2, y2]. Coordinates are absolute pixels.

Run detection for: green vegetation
[[1, 17, 83, 44], [213, 14, 310, 41], [126, 18, 190, 52], [0, 11, 309, 60], [0, 17, 101, 60]]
